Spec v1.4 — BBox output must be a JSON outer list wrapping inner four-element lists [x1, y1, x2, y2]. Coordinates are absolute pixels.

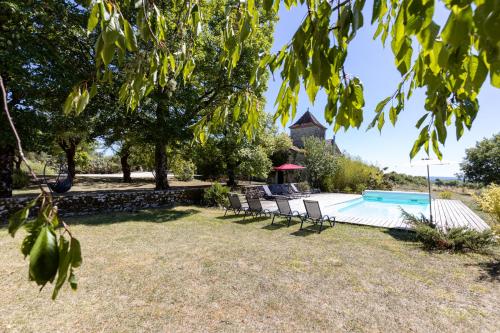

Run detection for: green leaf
[[431, 130, 442, 160], [441, 7, 472, 47], [76, 89, 89, 114], [70, 238, 82, 268], [372, 0, 382, 24], [305, 72, 319, 104], [377, 111, 385, 132], [101, 41, 115, 65], [490, 61, 500, 88], [87, 5, 99, 33], [123, 19, 137, 52], [8, 198, 38, 237], [417, 21, 439, 51], [410, 126, 429, 159], [374, 96, 391, 113], [63, 91, 75, 114], [52, 236, 71, 300], [415, 113, 429, 128], [69, 269, 78, 290], [263, 0, 274, 11], [389, 106, 397, 126]]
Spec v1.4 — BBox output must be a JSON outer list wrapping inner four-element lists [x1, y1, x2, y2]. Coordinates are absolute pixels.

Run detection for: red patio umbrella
[[273, 163, 306, 171], [273, 164, 305, 183]]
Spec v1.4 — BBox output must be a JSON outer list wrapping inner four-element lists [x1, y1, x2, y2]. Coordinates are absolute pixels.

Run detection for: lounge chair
[[272, 198, 305, 227], [245, 195, 274, 219], [279, 184, 302, 199], [289, 183, 311, 197], [262, 185, 288, 200], [301, 200, 336, 233], [224, 193, 248, 216]]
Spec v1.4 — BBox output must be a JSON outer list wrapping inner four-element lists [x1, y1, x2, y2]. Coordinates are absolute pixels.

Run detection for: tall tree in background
[[460, 133, 500, 185]]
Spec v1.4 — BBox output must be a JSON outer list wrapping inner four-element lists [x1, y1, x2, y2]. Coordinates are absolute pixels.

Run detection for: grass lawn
[[1, 206, 499, 332]]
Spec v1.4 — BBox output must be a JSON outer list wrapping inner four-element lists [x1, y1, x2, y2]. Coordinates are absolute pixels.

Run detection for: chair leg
[[271, 214, 276, 225], [300, 217, 305, 230], [318, 220, 323, 233], [224, 209, 228, 216], [287, 216, 291, 227]]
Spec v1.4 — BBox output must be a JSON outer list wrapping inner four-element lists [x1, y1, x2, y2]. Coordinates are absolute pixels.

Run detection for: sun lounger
[[272, 198, 305, 227], [224, 193, 248, 216], [245, 195, 274, 219], [301, 200, 336, 233]]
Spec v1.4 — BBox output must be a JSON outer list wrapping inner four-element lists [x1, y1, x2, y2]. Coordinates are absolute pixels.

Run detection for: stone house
[[288, 110, 341, 164]]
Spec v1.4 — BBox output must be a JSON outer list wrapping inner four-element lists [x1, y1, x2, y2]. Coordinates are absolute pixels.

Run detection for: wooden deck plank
[[449, 200, 488, 230]]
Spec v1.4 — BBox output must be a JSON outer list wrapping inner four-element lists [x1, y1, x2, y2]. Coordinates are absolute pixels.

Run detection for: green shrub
[[203, 183, 230, 207], [12, 170, 30, 189], [438, 191, 453, 199], [474, 184, 500, 224], [401, 209, 497, 252], [296, 181, 310, 192], [330, 156, 390, 192], [172, 158, 195, 181]]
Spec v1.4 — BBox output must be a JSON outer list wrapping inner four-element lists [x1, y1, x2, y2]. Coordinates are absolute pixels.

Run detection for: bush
[[438, 191, 453, 199], [12, 170, 30, 189], [203, 183, 230, 207], [330, 156, 390, 192], [474, 184, 500, 223], [296, 181, 310, 192], [172, 158, 195, 181], [401, 209, 497, 252]]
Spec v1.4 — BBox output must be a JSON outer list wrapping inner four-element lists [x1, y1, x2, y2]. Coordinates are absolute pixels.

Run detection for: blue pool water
[[336, 191, 430, 219]]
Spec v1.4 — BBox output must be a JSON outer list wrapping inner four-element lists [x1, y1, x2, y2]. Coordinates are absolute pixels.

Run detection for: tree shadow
[[471, 259, 500, 282], [262, 219, 301, 230], [290, 224, 330, 236], [233, 216, 270, 224], [382, 228, 418, 242], [66, 208, 200, 226]]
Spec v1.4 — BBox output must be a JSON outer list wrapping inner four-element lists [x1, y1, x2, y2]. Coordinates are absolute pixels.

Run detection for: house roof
[[289, 110, 327, 129]]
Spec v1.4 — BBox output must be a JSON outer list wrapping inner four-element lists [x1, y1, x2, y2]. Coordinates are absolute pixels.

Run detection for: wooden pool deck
[[258, 194, 489, 231]]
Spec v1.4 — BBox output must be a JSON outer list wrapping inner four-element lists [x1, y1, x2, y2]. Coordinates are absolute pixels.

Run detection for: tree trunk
[[120, 151, 132, 183], [14, 152, 22, 171], [154, 142, 169, 190], [58, 138, 80, 179], [0, 145, 14, 198], [226, 163, 237, 187]]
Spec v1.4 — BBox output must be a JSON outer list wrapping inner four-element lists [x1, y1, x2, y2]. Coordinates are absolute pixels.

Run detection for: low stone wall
[[0, 187, 208, 222]]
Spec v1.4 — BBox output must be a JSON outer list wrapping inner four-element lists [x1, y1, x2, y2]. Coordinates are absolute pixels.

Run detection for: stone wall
[[0, 187, 208, 223], [290, 126, 326, 148]]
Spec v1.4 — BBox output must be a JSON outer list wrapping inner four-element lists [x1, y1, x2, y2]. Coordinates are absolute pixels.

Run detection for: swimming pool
[[335, 190, 430, 220]]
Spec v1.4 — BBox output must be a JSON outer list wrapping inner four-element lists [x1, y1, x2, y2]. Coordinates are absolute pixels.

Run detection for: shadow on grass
[[66, 208, 200, 226], [472, 259, 500, 282], [290, 224, 330, 236], [382, 228, 418, 242], [233, 216, 271, 224], [262, 219, 301, 230]]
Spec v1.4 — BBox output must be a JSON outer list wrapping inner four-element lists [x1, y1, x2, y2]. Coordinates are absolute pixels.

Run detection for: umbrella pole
[[427, 164, 433, 222]]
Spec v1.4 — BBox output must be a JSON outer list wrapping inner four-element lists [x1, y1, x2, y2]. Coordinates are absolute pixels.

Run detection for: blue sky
[[264, 4, 499, 177]]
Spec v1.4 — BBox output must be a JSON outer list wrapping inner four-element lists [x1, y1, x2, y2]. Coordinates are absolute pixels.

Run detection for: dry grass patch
[[1, 206, 499, 332]]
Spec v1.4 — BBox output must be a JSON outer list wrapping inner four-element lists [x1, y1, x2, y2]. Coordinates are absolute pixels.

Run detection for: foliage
[[438, 190, 453, 199], [460, 133, 500, 185], [401, 209, 497, 252], [330, 155, 390, 193], [203, 183, 230, 207], [237, 146, 272, 180], [383, 171, 427, 188], [296, 181, 310, 192], [12, 170, 30, 189], [8, 193, 81, 299], [303, 137, 338, 191], [65, 0, 499, 161], [172, 157, 196, 181], [269, 133, 293, 166], [474, 184, 500, 224]]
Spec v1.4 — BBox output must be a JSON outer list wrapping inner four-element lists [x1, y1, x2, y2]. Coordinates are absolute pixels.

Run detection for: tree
[[460, 133, 500, 185], [66, 0, 498, 162], [303, 137, 339, 190]]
